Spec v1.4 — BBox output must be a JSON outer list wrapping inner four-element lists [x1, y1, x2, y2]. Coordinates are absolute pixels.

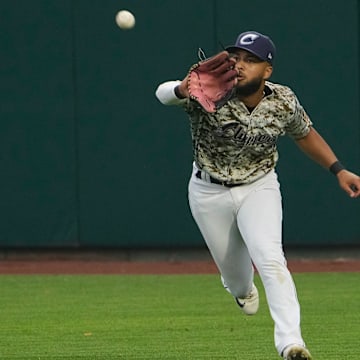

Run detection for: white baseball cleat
[[282, 344, 313, 360], [235, 284, 259, 315]]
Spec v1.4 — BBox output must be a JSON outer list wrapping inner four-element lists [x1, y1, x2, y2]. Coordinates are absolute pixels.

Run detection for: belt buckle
[[196, 169, 237, 187], [221, 180, 233, 187], [211, 176, 229, 187]]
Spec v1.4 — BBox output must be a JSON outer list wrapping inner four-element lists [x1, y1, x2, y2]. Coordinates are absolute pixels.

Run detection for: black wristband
[[329, 161, 345, 175], [174, 85, 186, 99]]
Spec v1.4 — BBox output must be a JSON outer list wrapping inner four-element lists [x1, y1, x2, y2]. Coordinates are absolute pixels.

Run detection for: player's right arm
[[155, 78, 189, 106]]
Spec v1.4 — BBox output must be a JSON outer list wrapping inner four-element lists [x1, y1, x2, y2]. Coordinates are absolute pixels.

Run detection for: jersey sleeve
[[285, 96, 313, 140]]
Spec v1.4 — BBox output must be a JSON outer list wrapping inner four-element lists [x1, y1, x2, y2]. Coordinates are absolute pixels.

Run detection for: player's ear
[[264, 65, 273, 80]]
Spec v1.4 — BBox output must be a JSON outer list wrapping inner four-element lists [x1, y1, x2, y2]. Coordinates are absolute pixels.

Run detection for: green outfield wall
[[1, 0, 359, 248]]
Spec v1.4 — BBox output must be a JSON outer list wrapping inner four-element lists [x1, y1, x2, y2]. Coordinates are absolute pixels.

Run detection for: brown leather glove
[[187, 51, 237, 112]]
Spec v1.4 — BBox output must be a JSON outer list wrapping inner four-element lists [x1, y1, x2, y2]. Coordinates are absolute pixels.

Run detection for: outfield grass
[[0, 273, 359, 359]]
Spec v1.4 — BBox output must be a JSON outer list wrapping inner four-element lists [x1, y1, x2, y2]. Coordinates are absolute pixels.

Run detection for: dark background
[[0, 0, 359, 248]]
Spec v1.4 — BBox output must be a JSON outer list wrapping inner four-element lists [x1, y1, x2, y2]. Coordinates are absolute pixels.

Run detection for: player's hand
[[337, 170, 360, 198], [176, 75, 190, 98]]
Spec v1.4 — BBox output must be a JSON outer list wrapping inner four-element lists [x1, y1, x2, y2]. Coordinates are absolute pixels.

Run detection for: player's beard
[[235, 76, 263, 97]]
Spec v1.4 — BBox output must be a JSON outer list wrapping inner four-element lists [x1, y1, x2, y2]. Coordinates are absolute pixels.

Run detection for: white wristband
[[155, 81, 185, 106]]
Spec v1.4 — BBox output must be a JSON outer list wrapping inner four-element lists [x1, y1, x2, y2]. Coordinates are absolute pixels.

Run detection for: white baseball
[[115, 10, 135, 30]]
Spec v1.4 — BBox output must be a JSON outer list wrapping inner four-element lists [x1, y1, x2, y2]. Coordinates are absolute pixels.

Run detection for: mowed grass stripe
[[0, 273, 359, 359]]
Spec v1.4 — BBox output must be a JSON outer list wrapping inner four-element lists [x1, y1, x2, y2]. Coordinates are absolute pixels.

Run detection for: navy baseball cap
[[225, 31, 276, 64]]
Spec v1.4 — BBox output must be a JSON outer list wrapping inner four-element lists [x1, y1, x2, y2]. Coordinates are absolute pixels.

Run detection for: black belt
[[195, 170, 242, 188]]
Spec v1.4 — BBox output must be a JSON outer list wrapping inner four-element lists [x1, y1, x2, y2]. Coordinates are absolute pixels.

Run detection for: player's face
[[230, 50, 273, 96]]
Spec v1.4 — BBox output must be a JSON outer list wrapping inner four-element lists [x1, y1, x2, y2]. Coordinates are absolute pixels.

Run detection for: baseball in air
[[115, 10, 135, 30]]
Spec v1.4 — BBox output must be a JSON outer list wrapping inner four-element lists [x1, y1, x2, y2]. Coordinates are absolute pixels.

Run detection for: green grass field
[[0, 273, 359, 359]]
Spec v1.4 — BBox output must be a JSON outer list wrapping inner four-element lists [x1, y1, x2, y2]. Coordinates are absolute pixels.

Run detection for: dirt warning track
[[0, 258, 359, 274]]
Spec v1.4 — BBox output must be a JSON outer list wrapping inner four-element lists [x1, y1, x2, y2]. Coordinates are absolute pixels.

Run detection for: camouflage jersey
[[182, 81, 313, 184]]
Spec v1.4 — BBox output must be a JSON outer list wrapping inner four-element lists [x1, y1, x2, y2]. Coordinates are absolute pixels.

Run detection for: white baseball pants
[[188, 163, 305, 354]]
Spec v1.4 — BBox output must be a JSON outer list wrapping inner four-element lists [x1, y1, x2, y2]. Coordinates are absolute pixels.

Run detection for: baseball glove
[[187, 51, 237, 113]]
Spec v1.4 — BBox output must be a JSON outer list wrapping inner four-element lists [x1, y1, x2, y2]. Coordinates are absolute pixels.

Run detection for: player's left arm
[[295, 127, 360, 198]]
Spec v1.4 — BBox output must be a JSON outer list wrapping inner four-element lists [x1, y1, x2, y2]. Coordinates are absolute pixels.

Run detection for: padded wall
[[0, 0, 359, 247]]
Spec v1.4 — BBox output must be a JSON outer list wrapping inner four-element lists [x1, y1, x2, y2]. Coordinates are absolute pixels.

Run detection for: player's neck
[[238, 88, 265, 109]]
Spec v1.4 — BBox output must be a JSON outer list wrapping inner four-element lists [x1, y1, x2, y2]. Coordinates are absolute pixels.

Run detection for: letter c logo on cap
[[240, 33, 259, 45]]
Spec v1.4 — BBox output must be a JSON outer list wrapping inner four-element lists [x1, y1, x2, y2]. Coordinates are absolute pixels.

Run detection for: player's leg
[[188, 168, 254, 298], [235, 171, 305, 355]]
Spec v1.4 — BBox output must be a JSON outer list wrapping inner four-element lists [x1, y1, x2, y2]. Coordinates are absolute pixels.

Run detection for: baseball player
[[155, 31, 360, 359]]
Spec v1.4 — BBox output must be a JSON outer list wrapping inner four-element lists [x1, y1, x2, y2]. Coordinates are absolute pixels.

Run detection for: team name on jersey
[[213, 122, 277, 146]]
